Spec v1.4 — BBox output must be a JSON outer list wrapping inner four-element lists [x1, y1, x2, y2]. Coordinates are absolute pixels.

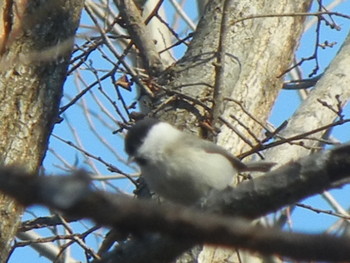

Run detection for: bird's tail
[[242, 161, 276, 172]]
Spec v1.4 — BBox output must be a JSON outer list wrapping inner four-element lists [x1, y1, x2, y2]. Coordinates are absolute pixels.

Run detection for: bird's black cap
[[125, 118, 160, 156]]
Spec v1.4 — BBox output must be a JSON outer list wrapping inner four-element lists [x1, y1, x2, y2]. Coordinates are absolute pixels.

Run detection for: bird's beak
[[127, 156, 135, 164]]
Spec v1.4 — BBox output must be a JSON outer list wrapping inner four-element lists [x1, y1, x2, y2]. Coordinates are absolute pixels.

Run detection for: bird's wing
[[182, 136, 248, 171], [182, 136, 275, 172]]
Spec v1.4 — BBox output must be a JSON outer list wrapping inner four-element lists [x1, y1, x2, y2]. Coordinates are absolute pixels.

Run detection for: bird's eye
[[135, 157, 148, 166]]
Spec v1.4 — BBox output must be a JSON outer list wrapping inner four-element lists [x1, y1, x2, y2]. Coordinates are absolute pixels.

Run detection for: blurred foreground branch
[[1, 143, 350, 262]]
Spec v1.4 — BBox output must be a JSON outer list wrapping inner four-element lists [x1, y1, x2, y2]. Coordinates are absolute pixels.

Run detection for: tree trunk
[[152, 0, 313, 262], [0, 1, 83, 260]]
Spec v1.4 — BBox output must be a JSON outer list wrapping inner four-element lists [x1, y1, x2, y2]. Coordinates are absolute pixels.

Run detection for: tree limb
[[113, 0, 165, 76], [0, 144, 350, 261]]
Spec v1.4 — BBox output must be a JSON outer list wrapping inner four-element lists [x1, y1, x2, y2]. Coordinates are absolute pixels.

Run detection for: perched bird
[[125, 118, 274, 205]]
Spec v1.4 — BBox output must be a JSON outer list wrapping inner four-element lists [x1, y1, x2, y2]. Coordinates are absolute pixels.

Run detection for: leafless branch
[[0, 143, 350, 261], [113, 0, 165, 76], [283, 74, 322, 90]]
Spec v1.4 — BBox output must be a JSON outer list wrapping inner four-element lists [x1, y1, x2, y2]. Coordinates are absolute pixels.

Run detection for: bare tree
[[1, 0, 350, 262]]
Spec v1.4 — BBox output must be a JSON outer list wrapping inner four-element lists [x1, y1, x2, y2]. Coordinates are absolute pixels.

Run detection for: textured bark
[[264, 31, 350, 165], [150, 0, 313, 262], [157, 0, 311, 151], [0, 0, 83, 260]]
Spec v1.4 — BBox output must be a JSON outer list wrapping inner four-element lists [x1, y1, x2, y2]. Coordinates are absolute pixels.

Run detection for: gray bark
[[0, 0, 83, 260], [152, 0, 313, 262]]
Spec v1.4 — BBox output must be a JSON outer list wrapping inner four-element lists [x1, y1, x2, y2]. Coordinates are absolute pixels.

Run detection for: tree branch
[[113, 0, 165, 76], [0, 143, 350, 262]]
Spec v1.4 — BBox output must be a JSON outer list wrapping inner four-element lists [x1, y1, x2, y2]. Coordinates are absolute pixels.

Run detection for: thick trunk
[[0, 1, 83, 260], [152, 0, 313, 262]]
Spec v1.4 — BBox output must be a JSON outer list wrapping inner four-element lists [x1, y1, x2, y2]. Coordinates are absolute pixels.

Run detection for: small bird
[[125, 118, 274, 205]]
